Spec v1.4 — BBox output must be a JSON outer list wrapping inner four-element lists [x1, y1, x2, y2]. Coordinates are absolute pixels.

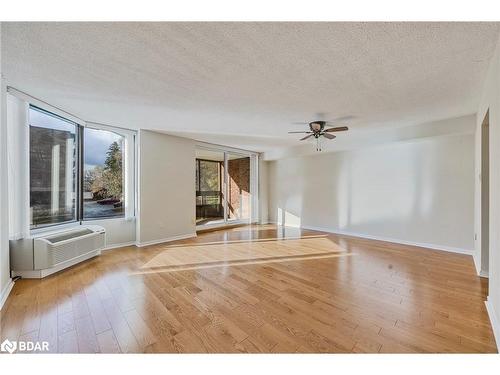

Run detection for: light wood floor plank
[[1, 224, 496, 353]]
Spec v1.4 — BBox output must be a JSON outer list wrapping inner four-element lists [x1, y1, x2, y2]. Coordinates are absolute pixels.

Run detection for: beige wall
[[86, 218, 136, 248], [476, 33, 500, 343], [137, 130, 196, 245], [268, 132, 475, 252]]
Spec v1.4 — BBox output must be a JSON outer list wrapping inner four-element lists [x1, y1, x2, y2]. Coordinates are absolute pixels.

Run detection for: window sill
[[82, 216, 136, 224], [30, 217, 136, 236], [31, 221, 80, 236]]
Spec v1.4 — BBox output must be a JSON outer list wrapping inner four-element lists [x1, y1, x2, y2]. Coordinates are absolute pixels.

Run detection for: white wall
[[476, 33, 500, 345], [137, 130, 196, 245], [85, 219, 136, 249], [1, 22, 13, 308], [268, 131, 475, 252]]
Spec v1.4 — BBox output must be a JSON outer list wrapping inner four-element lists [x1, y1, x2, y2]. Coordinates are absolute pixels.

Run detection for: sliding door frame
[[195, 142, 259, 231]]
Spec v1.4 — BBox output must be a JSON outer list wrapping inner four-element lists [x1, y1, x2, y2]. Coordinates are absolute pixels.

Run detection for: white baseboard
[[0, 279, 15, 311], [479, 270, 489, 278], [102, 241, 137, 251], [136, 233, 197, 248], [302, 224, 473, 255], [485, 299, 500, 351], [269, 222, 473, 255]]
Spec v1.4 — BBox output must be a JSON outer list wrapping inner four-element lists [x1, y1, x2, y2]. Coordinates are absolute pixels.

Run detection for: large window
[[29, 107, 78, 227], [29, 105, 133, 229], [84, 128, 125, 219]]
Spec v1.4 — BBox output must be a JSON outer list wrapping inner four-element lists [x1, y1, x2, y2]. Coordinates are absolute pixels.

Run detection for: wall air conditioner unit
[[9, 225, 105, 279]]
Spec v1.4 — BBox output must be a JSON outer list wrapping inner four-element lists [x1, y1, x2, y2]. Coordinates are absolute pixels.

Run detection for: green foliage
[[103, 141, 123, 199], [86, 141, 123, 200], [105, 141, 122, 172], [199, 160, 220, 191]]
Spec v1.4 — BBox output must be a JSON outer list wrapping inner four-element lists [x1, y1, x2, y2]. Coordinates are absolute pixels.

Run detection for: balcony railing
[[196, 190, 224, 220]]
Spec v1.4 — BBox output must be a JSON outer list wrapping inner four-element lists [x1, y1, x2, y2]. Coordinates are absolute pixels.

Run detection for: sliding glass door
[[195, 149, 225, 225], [195, 147, 256, 228]]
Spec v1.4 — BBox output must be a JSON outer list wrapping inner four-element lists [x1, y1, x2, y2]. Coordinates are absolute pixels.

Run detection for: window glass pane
[[227, 153, 251, 221], [29, 106, 77, 228], [195, 149, 225, 225], [83, 127, 125, 219]]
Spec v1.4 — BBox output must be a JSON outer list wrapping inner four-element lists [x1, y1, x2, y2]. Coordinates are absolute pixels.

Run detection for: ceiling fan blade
[[288, 131, 311, 134], [300, 134, 314, 141], [322, 133, 336, 140], [325, 126, 349, 133]]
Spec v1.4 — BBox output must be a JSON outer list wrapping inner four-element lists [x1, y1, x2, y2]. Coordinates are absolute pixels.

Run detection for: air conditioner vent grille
[[49, 236, 101, 264], [45, 228, 94, 244]]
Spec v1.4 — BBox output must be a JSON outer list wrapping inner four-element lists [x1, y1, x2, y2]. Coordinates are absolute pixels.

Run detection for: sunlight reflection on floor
[[133, 252, 355, 275], [136, 236, 351, 274], [163, 234, 328, 248]]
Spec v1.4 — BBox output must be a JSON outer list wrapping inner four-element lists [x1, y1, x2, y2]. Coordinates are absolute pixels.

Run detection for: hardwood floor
[[0, 225, 497, 353]]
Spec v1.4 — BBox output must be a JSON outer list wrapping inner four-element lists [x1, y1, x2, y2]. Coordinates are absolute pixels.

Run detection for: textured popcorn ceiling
[[2, 22, 499, 152]]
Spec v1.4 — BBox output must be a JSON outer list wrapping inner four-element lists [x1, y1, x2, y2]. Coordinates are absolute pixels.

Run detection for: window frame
[[27, 103, 136, 232], [195, 156, 225, 224], [28, 105, 82, 230], [83, 122, 136, 222]]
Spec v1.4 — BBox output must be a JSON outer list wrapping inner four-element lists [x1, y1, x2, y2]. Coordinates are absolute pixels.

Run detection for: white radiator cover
[[10, 225, 105, 279], [34, 227, 105, 269]]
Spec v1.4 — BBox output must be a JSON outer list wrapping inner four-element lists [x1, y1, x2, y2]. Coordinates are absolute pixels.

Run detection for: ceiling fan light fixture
[[310, 121, 323, 132]]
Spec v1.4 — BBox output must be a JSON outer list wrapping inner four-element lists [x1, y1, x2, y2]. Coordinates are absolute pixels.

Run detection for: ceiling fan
[[288, 120, 349, 151]]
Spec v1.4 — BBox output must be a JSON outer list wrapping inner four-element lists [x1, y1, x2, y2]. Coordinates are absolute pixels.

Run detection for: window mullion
[[77, 124, 84, 222]]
